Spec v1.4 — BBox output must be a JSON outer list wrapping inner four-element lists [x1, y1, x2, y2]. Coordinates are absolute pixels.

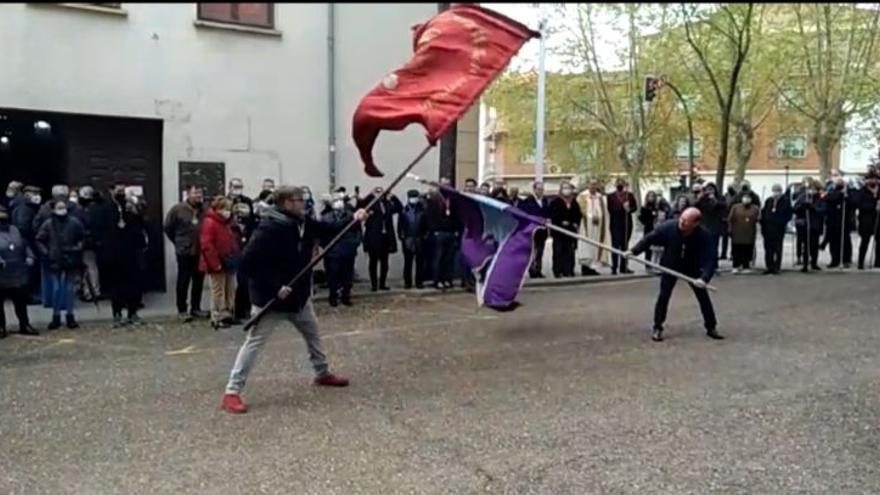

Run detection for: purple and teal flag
[[442, 185, 546, 311]]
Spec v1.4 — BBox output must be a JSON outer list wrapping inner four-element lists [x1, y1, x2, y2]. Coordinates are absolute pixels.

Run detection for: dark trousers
[[175, 254, 204, 314], [325, 256, 354, 301], [731, 243, 754, 269], [402, 248, 424, 288], [795, 227, 804, 263], [799, 227, 821, 269], [827, 228, 853, 266], [530, 229, 548, 277], [610, 228, 631, 272], [720, 231, 730, 259], [431, 232, 457, 284], [763, 231, 785, 272], [368, 251, 389, 289], [858, 233, 880, 268], [552, 237, 576, 277], [234, 269, 251, 320], [111, 297, 139, 318], [0, 287, 30, 329], [654, 274, 717, 331], [27, 260, 41, 303]]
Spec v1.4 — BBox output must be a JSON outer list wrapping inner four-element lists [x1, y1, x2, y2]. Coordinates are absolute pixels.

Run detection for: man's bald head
[[678, 207, 702, 236]]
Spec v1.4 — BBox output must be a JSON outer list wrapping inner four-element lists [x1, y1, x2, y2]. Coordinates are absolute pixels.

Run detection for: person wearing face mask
[[4, 181, 23, 211], [856, 174, 880, 269], [359, 186, 402, 291], [627, 208, 723, 342], [227, 177, 256, 230], [164, 185, 207, 322], [727, 191, 760, 273], [694, 183, 727, 262], [232, 202, 256, 320], [576, 179, 610, 276], [35, 200, 85, 330], [760, 184, 792, 275], [519, 181, 550, 278], [638, 190, 663, 267], [548, 181, 582, 278], [398, 189, 427, 289], [424, 183, 460, 290], [320, 192, 361, 306], [732, 181, 761, 207], [720, 185, 738, 259], [262, 178, 276, 194], [0, 205, 38, 338], [823, 176, 856, 269], [199, 197, 241, 329], [794, 179, 826, 272], [76, 185, 107, 302], [13, 186, 43, 304], [221, 186, 368, 414], [606, 178, 637, 275], [102, 189, 148, 328]]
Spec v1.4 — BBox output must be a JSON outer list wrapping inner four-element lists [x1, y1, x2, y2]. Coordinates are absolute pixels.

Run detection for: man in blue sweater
[[628, 207, 724, 342]]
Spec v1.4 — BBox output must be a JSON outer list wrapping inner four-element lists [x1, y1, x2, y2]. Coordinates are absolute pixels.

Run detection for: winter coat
[[424, 194, 459, 233], [794, 191, 826, 233], [760, 195, 793, 237], [606, 191, 637, 236], [397, 202, 427, 253], [360, 194, 401, 255], [240, 207, 338, 313], [0, 224, 34, 289], [102, 206, 147, 297], [320, 207, 361, 260], [35, 214, 85, 273], [638, 202, 663, 233], [548, 197, 582, 240], [695, 195, 728, 236], [199, 210, 241, 274], [728, 203, 760, 245], [518, 195, 549, 219], [33, 200, 81, 234], [12, 202, 39, 243], [631, 219, 716, 282], [82, 197, 116, 251], [823, 189, 857, 233], [163, 201, 203, 257], [856, 187, 880, 237]]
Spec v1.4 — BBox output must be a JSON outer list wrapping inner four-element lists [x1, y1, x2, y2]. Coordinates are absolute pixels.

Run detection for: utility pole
[[534, 3, 547, 184], [658, 77, 696, 188], [437, 2, 457, 184]]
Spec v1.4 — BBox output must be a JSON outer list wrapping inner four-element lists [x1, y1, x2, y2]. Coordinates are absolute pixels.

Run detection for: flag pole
[[243, 143, 435, 331], [406, 174, 717, 291]]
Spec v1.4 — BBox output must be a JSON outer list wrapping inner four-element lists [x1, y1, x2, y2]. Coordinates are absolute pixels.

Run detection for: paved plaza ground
[[2, 272, 879, 494]]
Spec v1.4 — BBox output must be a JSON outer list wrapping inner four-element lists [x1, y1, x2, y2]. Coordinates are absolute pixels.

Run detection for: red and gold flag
[[352, 4, 539, 177]]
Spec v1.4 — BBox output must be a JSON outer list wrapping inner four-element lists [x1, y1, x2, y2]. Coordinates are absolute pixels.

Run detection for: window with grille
[[675, 138, 702, 160], [197, 3, 274, 29], [776, 136, 807, 159]]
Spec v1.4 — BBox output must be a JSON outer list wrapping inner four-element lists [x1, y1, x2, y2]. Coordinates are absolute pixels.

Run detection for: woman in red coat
[[200, 197, 241, 329]]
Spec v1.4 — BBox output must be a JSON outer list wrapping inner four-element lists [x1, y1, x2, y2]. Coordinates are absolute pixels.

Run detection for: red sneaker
[[314, 373, 350, 387], [221, 393, 248, 414]]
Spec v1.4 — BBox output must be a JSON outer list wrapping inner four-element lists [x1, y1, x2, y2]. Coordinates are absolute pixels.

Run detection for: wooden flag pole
[[405, 174, 718, 291], [242, 143, 435, 331]]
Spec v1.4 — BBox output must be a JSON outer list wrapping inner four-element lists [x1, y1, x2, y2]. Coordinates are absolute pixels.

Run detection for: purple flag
[[442, 185, 546, 311]]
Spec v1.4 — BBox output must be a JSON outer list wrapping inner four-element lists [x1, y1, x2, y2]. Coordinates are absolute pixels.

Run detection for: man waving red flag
[[352, 4, 539, 177]]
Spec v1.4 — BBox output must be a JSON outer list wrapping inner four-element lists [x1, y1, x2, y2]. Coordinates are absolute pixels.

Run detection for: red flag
[[352, 4, 539, 177]]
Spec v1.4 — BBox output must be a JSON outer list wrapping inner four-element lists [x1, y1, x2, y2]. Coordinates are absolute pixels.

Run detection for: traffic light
[[644, 76, 658, 102]]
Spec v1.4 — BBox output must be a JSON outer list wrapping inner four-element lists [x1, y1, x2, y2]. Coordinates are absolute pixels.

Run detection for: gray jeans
[[225, 301, 329, 394]]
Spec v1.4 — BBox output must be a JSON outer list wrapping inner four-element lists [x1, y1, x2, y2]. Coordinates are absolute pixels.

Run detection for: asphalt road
[[1, 272, 879, 494]]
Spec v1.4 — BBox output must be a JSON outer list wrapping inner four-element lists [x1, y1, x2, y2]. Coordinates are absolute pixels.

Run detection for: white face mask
[[742, 197, 752, 205], [230, 188, 243, 197], [408, 197, 420, 205], [332, 200, 344, 210], [561, 188, 573, 197], [31, 195, 42, 205], [772, 191, 782, 199], [69, 195, 79, 204], [303, 192, 312, 201], [219, 210, 232, 219], [6, 190, 15, 199], [54, 208, 68, 217]]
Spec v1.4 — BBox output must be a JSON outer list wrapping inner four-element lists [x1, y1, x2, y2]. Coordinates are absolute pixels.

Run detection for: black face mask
[[114, 193, 126, 203], [616, 185, 625, 192]]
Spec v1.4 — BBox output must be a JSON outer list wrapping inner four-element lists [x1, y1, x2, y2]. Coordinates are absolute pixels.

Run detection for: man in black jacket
[[606, 178, 637, 275], [694, 182, 727, 259], [760, 184, 792, 274], [518, 181, 550, 278], [222, 186, 367, 414], [628, 207, 723, 342]]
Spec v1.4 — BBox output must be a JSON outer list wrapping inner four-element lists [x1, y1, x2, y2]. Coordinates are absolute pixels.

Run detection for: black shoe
[[404, 283, 413, 289], [370, 286, 378, 292], [380, 285, 391, 291], [66, 315, 79, 329], [415, 283, 424, 289], [0, 326, 6, 339], [211, 320, 231, 331], [611, 269, 618, 276], [341, 296, 353, 307], [827, 263, 839, 269], [48, 315, 61, 330], [19, 324, 39, 336], [800, 267, 809, 273], [811, 265, 822, 271], [620, 268, 635, 275], [329, 298, 339, 307], [534, 272, 545, 279], [191, 310, 210, 319], [222, 317, 241, 326], [762, 270, 773, 275], [706, 328, 725, 340], [178, 312, 193, 323], [651, 328, 664, 342]]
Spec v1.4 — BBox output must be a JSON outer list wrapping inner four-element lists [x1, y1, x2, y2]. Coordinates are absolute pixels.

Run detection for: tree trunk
[[733, 122, 753, 184], [715, 110, 731, 191]]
